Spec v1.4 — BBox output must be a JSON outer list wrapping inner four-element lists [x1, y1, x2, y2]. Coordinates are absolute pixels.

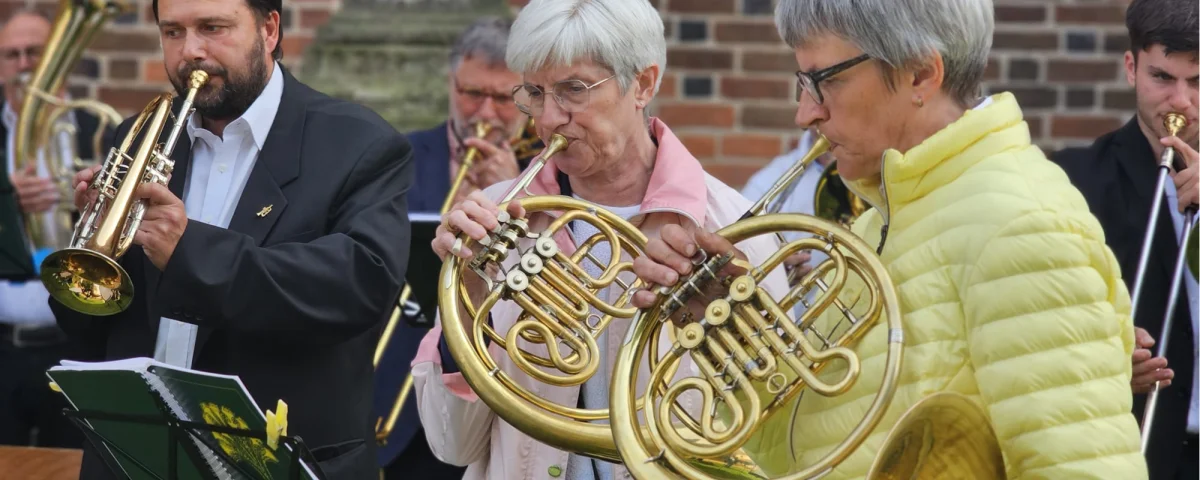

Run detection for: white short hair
[[506, 0, 666, 95], [776, 0, 994, 105]]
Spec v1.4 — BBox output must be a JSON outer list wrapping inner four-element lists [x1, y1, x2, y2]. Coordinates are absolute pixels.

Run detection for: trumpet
[[609, 135, 1004, 479], [1134, 112, 1196, 452], [39, 70, 210, 316], [12, 0, 131, 261]]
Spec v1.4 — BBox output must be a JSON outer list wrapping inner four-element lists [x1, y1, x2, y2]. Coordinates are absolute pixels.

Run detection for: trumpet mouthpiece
[[189, 70, 209, 89], [1165, 112, 1188, 136], [544, 134, 569, 157]]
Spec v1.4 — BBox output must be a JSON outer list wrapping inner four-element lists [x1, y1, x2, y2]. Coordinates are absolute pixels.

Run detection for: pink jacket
[[410, 118, 788, 480]]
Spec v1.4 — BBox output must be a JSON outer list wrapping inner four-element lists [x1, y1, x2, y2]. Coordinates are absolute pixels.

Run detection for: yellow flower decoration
[[200, 402, 278, 479]]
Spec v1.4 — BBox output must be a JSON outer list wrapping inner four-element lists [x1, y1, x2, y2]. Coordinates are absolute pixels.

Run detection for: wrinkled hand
[[1163, 136, 1198, 213], [431, 190, 525, 329], [784, 251, 812, 284], [133, 183, 187, 271], [11, 163, 59, 214], [462, 136, 521, 190], [631, 224, 749, 327], [72, 164, 103, 212], [1131, 327, 1172, 394]]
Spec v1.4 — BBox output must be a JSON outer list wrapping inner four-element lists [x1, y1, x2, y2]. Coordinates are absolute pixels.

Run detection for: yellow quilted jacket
[[745, 92, 1148, 479]]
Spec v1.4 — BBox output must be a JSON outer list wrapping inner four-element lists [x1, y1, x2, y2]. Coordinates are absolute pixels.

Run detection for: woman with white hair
[[408, 0, 786, 478], [631, 0, 1150, 478]]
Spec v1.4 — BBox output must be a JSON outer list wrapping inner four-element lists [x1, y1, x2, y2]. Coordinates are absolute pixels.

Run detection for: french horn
[[437, 132, 655, 462], [39, 70, 210, 315], [609, 135, 1004, 479]]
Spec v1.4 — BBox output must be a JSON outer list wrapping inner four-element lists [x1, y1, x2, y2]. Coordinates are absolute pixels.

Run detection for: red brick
[[714, 20, 781, 44], [1047, 59, 1120, 82], [299, 8, 333, 29], [667, 48, 733, 70], [995, 5, 1047, 23], [705, 163, 765, 189], [90, 31, 161, 52], [720, 77, 791, 100], [1055, 5, 1126, 25], [1025, 116, 1045, 140], [282, 35, 314, 58], [722, 134, 783, 157], [108, 59, 138, 81], [983, 57, 1001, 81], [742, 51, 796, 73], [992, 31, 1059, 51], [656, 103, 735, 128], [658, 73, 677, 98], [143, 59, 168, 84], [1050, 115, 1124, 139], [676, 134, 716, 158], [742, 105, 796, 130], [667, 0, 735, 14], [98, 86, 168, 113]]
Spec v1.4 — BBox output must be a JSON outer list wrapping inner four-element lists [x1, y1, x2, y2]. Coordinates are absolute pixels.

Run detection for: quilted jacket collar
[[846, 92, 1029, 213]]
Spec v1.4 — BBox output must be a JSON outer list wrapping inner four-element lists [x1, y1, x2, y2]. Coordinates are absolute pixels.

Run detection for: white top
[[153, 62, 283, 369], [565, 195, 641, 480], [1163, 179, 1199, 434], [0, 98, 76, 327]]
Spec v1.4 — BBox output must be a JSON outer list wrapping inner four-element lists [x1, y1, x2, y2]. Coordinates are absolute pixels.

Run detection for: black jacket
[[52, 66, 415, 480], [1051, 116, 1196, 480]]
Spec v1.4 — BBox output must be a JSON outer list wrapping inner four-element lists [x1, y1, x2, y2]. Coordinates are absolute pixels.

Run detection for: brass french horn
[[437, 133, 654, 462], [609, 135, 1005, 479], [39, 71, 210, 315], [12, 0, 131, 259]]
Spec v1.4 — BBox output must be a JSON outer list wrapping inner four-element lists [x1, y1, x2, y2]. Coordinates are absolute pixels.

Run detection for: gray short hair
[[450, 17, 512, 72], [506, 0, 666, 95], [775, 0, 993, 105]]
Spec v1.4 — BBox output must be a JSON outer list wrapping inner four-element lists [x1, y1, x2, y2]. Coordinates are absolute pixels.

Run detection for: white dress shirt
[[1163, 179, 1199, 434], [153, 62, 283, 368], [0, 98, 76, 327]]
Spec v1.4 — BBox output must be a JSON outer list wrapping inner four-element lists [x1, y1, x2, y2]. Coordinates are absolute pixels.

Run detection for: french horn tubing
[[438, 133, 658, 462], [609, 134, 1004, 479]]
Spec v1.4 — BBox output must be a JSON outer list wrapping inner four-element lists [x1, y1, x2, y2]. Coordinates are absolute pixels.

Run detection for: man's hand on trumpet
[[462, 134, 521, 191], [71, 163, 186, 271], [71, 163, 102, 212], [1131, 326, 1174, 394]]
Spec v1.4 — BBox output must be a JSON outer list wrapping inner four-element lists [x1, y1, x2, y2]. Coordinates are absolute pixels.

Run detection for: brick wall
[[0, 0, 339, 115], [6, 0, 1137, 190]]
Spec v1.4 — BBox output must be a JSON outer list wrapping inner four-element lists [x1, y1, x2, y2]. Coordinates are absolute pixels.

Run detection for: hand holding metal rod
[[1135, 112, 1195, 454]]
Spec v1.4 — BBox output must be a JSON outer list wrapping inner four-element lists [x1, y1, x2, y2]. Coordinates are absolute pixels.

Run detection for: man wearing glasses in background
[[373, 16, 524, 479], [0, 9, 109, 449]]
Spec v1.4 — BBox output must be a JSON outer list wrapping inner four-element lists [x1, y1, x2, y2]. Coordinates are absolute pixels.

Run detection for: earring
[[915, 96, 924, 107]]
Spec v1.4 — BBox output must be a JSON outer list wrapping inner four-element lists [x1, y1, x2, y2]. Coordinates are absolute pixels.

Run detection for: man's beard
[[171, 38, 269, 122]]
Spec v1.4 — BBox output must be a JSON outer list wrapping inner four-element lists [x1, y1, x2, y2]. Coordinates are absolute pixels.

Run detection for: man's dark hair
[[1126, 0, 1198, 60], [152, 0, 284, 61]]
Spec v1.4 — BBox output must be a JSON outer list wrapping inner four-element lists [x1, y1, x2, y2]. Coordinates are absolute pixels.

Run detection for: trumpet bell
[[40, 247, 133, 316], [867, 391, 1005, 480]]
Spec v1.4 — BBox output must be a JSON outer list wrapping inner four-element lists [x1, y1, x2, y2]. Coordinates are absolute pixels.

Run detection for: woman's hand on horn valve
[[432, 190, 525, 261], [631, 224, 749, 327]]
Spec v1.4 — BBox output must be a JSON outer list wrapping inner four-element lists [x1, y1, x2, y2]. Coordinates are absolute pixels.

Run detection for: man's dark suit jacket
[[1052, 117, 1196, 480], [51, 67, 415, 480], [0, 93, 111, 280]]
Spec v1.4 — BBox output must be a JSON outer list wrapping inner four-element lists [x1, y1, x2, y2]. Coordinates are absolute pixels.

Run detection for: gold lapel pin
[[257, 205, 273, 218]]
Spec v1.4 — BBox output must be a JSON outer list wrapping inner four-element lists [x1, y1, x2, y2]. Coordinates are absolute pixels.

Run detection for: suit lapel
[[225, 68, 303, 245]]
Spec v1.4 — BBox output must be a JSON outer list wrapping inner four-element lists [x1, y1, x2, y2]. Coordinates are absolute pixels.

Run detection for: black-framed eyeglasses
[[454, 77, 515, 106], [0, 45, 43, 63], [794, 53, 870, 105], [512, 75, 615, 116]]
